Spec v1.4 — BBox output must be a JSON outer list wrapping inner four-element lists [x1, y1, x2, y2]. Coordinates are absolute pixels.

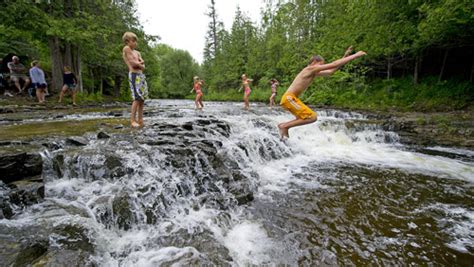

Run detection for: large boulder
[[0, 152, 43, 183]]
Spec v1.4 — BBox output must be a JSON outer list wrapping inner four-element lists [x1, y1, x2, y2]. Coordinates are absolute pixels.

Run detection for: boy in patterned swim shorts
[[122, 32, 148, 128], [278, 46, 366, 139]]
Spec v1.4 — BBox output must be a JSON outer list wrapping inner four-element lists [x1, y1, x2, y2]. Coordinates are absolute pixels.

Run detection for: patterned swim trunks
[[129, 72, 148, 101]]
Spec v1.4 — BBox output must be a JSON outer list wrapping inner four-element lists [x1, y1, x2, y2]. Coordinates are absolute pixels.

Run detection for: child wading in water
[[190, 76, 204, 110], [122, 32, 147, 128], [240, 74, 253, 110], [29, 60, 47, 104], [278, 46, 366, 139], [58, 66, 78, 106], [269, 78, 279, 107]]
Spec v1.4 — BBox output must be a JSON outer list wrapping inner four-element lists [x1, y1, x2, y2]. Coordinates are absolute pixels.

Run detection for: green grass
[[304, 76, 473, 112]]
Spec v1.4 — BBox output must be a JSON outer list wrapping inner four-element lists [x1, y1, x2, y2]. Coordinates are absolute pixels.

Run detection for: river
[[0, 99, 473, 266]]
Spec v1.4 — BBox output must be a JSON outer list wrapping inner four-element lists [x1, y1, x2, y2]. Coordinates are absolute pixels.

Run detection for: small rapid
[[0, 100, 472, 266]]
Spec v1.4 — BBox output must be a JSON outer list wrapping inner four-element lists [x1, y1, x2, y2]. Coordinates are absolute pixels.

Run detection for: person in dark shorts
[[29, 60, 47, 103], [122, 31, 147, 128], [58, 66, 78, 106]]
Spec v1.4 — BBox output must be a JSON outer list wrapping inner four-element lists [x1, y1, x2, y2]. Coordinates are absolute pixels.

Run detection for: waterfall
[[1, 100, 472, 266]]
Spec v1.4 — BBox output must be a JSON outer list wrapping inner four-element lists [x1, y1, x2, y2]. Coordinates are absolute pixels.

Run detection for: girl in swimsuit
[[269, 78, 279, 107], [241, 74, 253, 110], [191, 76, 204, 110]]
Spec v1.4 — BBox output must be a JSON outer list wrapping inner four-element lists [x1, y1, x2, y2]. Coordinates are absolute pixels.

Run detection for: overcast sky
[[135, 0, 265, 64]]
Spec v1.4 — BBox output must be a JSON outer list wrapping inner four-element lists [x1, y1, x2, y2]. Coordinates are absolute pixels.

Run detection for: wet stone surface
[[0, 100, 472, 266]]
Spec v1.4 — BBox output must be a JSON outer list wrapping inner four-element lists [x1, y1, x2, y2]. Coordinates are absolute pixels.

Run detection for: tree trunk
[[89, 68, 94, 93], [64, 43, 73, 68], [114, 75, 122, 96], [387, 58, 392, 80], [470, 58, 474, 83], [99, 70, 103, 94], [48, 37, 63, 93], [414, 55, 421, 85], [75, 46, 83, 92], [439, 48, 449, 82]]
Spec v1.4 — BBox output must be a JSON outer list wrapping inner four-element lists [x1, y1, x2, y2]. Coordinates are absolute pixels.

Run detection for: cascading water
[[0, 99, 472, 266]]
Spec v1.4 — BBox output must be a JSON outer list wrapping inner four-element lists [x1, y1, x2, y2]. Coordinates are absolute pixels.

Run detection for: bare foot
[[278, 124, 289, 140], [138, 121, 145, 128], [131, 121, 140, 128]]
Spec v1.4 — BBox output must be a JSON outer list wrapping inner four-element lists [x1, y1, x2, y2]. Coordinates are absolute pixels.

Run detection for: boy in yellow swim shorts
[[278, 46, 366, 139]]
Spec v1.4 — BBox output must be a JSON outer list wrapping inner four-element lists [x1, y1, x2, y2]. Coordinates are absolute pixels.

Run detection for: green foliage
[[150, 44, 199, 98], [0, 0, 158, 98], [199, 0, 473, 111], [76, 91, 104, 104], [304, 75, 473, 112]]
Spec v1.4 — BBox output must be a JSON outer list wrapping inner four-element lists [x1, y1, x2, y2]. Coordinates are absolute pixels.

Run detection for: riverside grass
[[184, 76, 473, 112]]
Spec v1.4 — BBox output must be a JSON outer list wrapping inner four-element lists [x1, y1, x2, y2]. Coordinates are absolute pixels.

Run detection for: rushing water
[[1, 99, 473, 266]]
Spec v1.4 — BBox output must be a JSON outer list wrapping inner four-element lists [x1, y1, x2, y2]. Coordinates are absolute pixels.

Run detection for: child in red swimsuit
[[191, 76, 204, 110], [269, 78, 279, 107], [241, 74, 253, 110]]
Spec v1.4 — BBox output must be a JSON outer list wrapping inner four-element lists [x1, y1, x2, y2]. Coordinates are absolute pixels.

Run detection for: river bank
[[1, 95, 472, 148]]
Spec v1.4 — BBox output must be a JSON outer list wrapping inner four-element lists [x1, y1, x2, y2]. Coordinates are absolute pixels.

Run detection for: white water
[[1, 100, 473, 265]]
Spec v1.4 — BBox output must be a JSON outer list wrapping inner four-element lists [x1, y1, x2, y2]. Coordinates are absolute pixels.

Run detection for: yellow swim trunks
[[280, 92, 317, 120]]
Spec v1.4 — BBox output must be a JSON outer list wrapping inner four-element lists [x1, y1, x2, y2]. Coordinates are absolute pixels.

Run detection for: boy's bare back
[[286, 51, 366, 97], [286, 67, 319, 96]]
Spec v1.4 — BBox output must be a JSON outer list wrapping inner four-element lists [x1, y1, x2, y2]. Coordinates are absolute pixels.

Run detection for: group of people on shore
[[123, 31, 366, 139], [3, 56, 78, 105]]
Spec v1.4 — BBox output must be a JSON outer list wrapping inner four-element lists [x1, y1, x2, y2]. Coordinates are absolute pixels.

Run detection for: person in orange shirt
[[278, 46, 366, 139]]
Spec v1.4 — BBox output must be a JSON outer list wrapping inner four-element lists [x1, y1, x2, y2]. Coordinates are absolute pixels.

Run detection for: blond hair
[[122, 32, 137, 44], [64, 65, 71, 72], [31, 60, 39, 67]]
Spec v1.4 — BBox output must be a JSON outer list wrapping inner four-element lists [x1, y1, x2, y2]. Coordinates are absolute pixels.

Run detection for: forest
[[1, 0, 473, 111]]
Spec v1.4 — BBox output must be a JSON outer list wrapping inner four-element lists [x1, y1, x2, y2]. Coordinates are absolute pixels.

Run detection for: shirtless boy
[[122, 32, 147, 128], [278, 46, 366, 139]]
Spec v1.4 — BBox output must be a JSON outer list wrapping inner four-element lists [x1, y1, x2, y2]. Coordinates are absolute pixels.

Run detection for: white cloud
[[135, 0, 265, 64]]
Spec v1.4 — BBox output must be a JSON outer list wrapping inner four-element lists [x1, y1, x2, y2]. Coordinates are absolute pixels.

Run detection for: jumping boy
[[122, 32, 147, 128], [278, 46, 366, 139]]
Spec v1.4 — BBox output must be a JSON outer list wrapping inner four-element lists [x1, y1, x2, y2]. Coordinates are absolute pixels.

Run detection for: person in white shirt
[[29, 60, 47, 103]]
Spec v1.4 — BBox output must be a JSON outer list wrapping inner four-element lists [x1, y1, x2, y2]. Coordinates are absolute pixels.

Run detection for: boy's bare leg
[[13, 79, 22, 93], [195, 96, 200, 109], [244, 94, 250, 110], [137, 100, 145, 127], [40, 89, 46, 103], [36, 89, 41, 103], [72, 90, 77, 105], [198, 95, 204, 109], [58, 86, 67, 103], [278, 116, 317, 139], [22, 78, 30, 92], [130, 100, 140, 128]]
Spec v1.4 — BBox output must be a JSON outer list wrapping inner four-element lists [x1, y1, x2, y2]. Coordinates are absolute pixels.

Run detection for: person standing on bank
[[58, 66, 78, 106], [29, 60, 47, 104]]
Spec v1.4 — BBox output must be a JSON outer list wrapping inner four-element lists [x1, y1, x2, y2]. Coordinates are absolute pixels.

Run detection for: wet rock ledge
[[0, 150, 44, 219]]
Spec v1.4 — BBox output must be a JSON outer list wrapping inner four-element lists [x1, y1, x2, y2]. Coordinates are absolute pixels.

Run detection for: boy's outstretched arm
[[319, 46, 354, 76], [312, 51, 366, 75]]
